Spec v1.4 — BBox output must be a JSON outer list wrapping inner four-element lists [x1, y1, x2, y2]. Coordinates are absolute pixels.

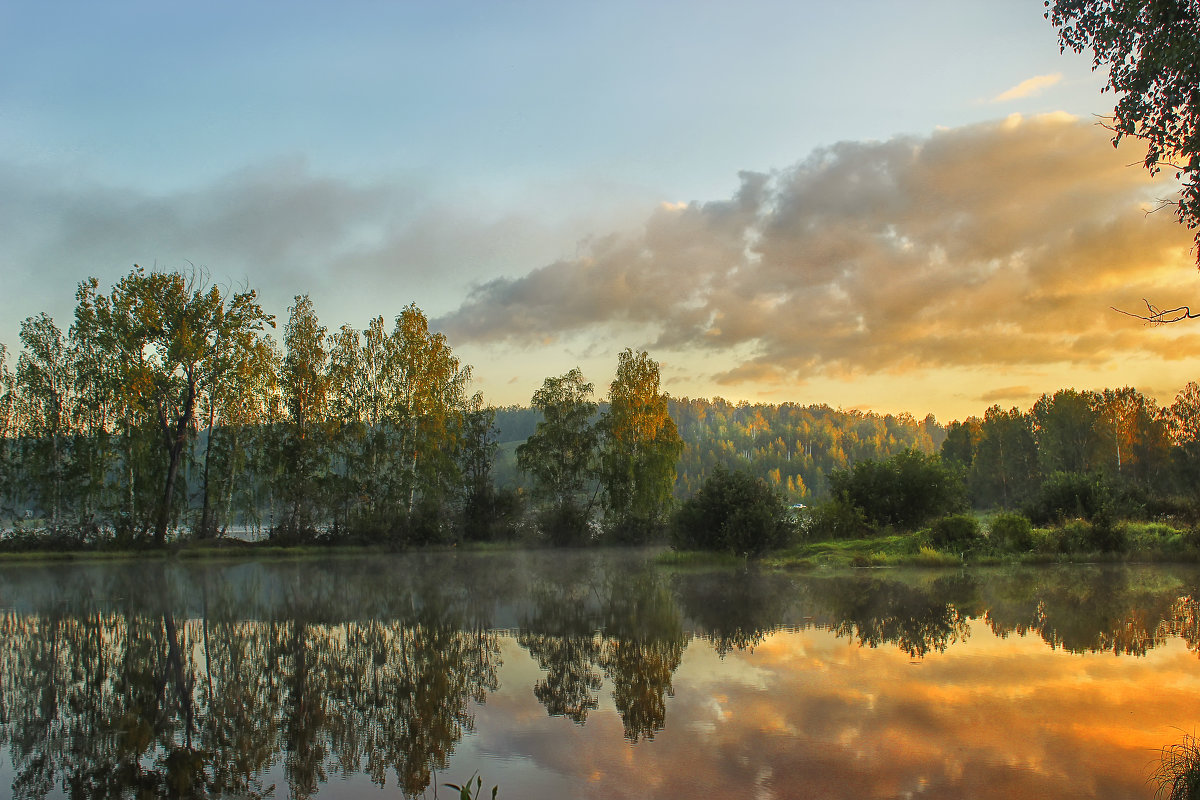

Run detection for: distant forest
[[492, 400, 946, 502]]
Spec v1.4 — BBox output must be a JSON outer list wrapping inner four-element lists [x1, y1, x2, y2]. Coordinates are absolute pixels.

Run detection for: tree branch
[[1111, 298, 1200, 325]]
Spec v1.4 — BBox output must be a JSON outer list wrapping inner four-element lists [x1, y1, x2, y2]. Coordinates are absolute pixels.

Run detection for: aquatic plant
[[1152, 732, 1200, 800], [444, 773, 498, 800]]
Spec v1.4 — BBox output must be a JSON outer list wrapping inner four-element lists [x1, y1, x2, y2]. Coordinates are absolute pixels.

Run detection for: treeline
[[0, 267, 496, 546], [0, 267, 686, 548], [941, 386, 1200, 517], [669, 399, 945, 501]]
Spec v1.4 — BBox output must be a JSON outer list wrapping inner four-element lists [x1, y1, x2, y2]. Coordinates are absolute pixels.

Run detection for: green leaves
[[1046, 0, 1200, 259], [443, 773, 498, 800]]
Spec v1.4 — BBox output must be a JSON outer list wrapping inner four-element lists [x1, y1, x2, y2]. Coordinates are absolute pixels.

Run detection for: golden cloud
[[437, 115, 1196, 386], [990, 73, 1064, 103]]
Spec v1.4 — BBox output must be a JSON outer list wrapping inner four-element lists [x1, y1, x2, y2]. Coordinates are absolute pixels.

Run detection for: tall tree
[[15, 313, 72, 531], [1030, 389, 1101, 474], [275, 295, 331, 539], [95, 267, 274, 545], [970, 406, 1040, 509], [0, 343, 14, 517], [517, 369, 598, 544], [388, 304, 473, 537], [597, 349, 683, 543], [195, 301, 277, 538]]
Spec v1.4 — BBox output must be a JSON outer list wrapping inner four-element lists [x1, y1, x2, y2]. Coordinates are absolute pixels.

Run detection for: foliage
[[671, 468, 794, 556], [928, 514, 981, 552], [596, 349, 683, 543], [444, 774, 498, 800], [988, 513, 1034, 553], [516, 369, 598, 544], [829, 449, 966, 529], [1047, 0, 1200, 261], [1026, 470, 1108, 524], [802, 496, 871, 541]]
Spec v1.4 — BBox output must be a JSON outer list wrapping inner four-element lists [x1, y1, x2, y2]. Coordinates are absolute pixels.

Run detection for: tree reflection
[[519, 560, 686, 742], [0, 560, 501, 799], [673, 568, 797, 655], [803, 573, 978, 658], [982, 566, 1200, 657]]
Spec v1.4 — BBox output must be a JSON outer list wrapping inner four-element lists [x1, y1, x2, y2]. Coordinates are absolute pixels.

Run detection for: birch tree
[[597, 349, 682, 543]]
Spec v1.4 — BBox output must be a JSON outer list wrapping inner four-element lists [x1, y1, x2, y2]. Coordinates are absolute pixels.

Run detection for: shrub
[[989, 513, 1033, 553], [829, 449, 966, 530], [1026, 471, 1107, 524], [672, 468, 794, 556], [537, 502, 592, 547], [929, 514, 981, 552], [803, 496, 871, 541]]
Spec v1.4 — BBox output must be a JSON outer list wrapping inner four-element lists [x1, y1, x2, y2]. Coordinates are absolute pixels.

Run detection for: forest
[[2, 266, 1200, 552]]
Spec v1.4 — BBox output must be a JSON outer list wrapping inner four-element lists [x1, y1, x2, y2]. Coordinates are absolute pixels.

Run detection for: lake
[[2, 549, 1199, 799]]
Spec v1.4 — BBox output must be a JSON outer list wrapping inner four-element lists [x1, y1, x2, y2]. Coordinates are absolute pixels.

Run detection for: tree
[[1047, 0, 1200, 273], [388, 304, 474, 538], [970, 406, 1039, 509], [0, 344, 14, 517], [274, 295, 331, 539], [516, 369, 598, 544], [597, 349, 683, 543], [323, 306, 475, 542], [671, 467, 794, 555], [96, 267, 273, 545], [1030, 389, 1101, 474], [829, 449, 965, 529], [195, 305, 277, 538], [14, 313, 73, 531]]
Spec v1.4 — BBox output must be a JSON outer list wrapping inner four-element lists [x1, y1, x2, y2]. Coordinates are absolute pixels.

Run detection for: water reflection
[[2, 554, 1200, 798], [519, 561, 685, 741]]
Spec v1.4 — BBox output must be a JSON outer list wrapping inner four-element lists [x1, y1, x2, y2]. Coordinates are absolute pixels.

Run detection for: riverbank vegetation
[[4, 266, 1200, 563]]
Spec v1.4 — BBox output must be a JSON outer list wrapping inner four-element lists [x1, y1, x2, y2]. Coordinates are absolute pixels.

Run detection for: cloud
[[990, 73, 1063, 103], [0, 158, 645, 348], [977, 386, 1034, 406], [437, 114, 1195, 386]]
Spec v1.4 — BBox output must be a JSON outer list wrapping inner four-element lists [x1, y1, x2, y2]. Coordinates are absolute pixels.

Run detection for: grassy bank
[[748, 519, 1200, 570]]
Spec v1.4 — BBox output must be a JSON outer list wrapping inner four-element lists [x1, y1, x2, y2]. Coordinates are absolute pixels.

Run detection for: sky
[[3, 0, 1199, 422]]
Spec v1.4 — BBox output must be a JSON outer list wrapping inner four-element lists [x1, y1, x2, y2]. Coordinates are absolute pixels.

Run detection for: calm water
[[2, 550, 1200, 799]]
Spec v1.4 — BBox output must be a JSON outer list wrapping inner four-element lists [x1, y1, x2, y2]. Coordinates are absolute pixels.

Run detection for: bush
[[829, 449, 966, 530], [804, 496, 871, 541], [1026, 471, 1107, 524], [537, 502, 593, 547], [929, 514, 981, 552], [671, 468, 794, 556], [988, 513, 1033, 553]]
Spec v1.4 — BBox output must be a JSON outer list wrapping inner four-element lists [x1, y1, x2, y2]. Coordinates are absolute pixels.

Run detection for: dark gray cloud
[[437, 114, 1196, 383]]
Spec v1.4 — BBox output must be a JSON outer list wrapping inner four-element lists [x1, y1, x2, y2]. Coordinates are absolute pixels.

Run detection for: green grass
[[764, 532, 932, 569]]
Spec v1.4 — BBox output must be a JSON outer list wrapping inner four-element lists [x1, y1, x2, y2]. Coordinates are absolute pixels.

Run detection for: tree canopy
[[1047, 0, 1200, 267]]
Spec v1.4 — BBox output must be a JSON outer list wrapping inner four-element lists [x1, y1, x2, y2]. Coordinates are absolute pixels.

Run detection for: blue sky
[[3, 1, 1197, 419]]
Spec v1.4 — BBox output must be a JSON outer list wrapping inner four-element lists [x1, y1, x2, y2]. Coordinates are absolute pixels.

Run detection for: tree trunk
[[155, 383, 197, 546]]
